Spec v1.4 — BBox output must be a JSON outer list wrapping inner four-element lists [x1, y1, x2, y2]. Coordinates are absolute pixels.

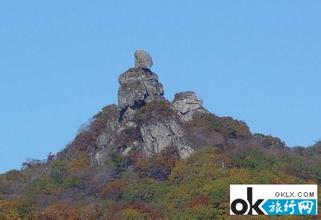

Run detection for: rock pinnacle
[[134, 49, 153, 68]]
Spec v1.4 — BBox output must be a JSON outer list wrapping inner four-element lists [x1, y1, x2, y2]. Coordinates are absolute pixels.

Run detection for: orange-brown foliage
[[38, 203, 80, 220]]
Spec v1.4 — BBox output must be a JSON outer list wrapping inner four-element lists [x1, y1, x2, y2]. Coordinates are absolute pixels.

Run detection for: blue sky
[[1, 1, 321, 173]]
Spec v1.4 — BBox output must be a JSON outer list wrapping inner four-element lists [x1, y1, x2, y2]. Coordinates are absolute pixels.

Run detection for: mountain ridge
[[0, 50, 320, 219]]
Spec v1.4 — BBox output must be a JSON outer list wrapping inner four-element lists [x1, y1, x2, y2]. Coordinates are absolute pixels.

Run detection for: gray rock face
[[172, 91, 208, 121], [91, 53, 204, 166], [92, 105, 121, 165], [118, 68, 164, 120], [140, 119, 194, 159], [134, 49, 153, 68], [95, 106, 120, 149]]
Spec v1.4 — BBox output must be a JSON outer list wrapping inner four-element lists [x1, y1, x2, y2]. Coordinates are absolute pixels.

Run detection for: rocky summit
[[94, 50, 200, 165]]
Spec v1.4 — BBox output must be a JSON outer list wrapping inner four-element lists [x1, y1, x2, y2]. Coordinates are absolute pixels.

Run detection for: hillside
[[0, 50, 320, 219]]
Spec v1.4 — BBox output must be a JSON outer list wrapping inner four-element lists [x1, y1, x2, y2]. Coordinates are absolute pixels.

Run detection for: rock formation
[[134, 49, 153, 68], [92, 50, 208, 165], [140, 119, 194, 159], [118, 67, 164, 121], [172, 91, 208, 121]]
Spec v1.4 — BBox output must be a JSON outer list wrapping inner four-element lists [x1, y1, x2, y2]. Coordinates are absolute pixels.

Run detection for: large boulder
[[134, 49, 153, 68], [172, 91, 208, 121]]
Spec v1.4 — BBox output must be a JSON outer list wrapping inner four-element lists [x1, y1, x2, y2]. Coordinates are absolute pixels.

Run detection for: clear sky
[[1, 1, 321, 173]]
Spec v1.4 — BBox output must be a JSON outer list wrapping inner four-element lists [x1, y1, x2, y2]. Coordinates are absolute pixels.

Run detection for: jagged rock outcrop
[[118, 68, 164, 121], [92, 50, 204, 165], [140, 118, 194, 159], [134, 49, 153, 68], [172, 91, 208, 121], [93, 105, 121, 166]]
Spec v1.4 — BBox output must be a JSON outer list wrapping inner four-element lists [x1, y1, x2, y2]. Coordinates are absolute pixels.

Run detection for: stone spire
[[118, 50, 164, 120]]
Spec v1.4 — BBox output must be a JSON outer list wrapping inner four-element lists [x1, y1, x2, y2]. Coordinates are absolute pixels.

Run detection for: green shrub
[[123, 178, 158, 203], [63, 176, 81, 188], [68, 151, 90, 171], [30, 175, 59, 195], [50, 160, 67, 184]]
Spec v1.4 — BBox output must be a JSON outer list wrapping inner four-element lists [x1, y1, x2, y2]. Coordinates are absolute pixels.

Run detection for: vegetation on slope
[[1, 148, 320, 219], [0, 104, 320, 219]]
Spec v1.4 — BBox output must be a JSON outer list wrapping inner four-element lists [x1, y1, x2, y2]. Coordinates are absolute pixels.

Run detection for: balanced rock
[[134, 49, 153, 69], [172, 91, 208, 121]]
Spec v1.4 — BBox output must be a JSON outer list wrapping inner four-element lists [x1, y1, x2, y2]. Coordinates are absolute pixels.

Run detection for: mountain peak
[[93, 50, 202, 163], [1, 51, 320, 219]]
